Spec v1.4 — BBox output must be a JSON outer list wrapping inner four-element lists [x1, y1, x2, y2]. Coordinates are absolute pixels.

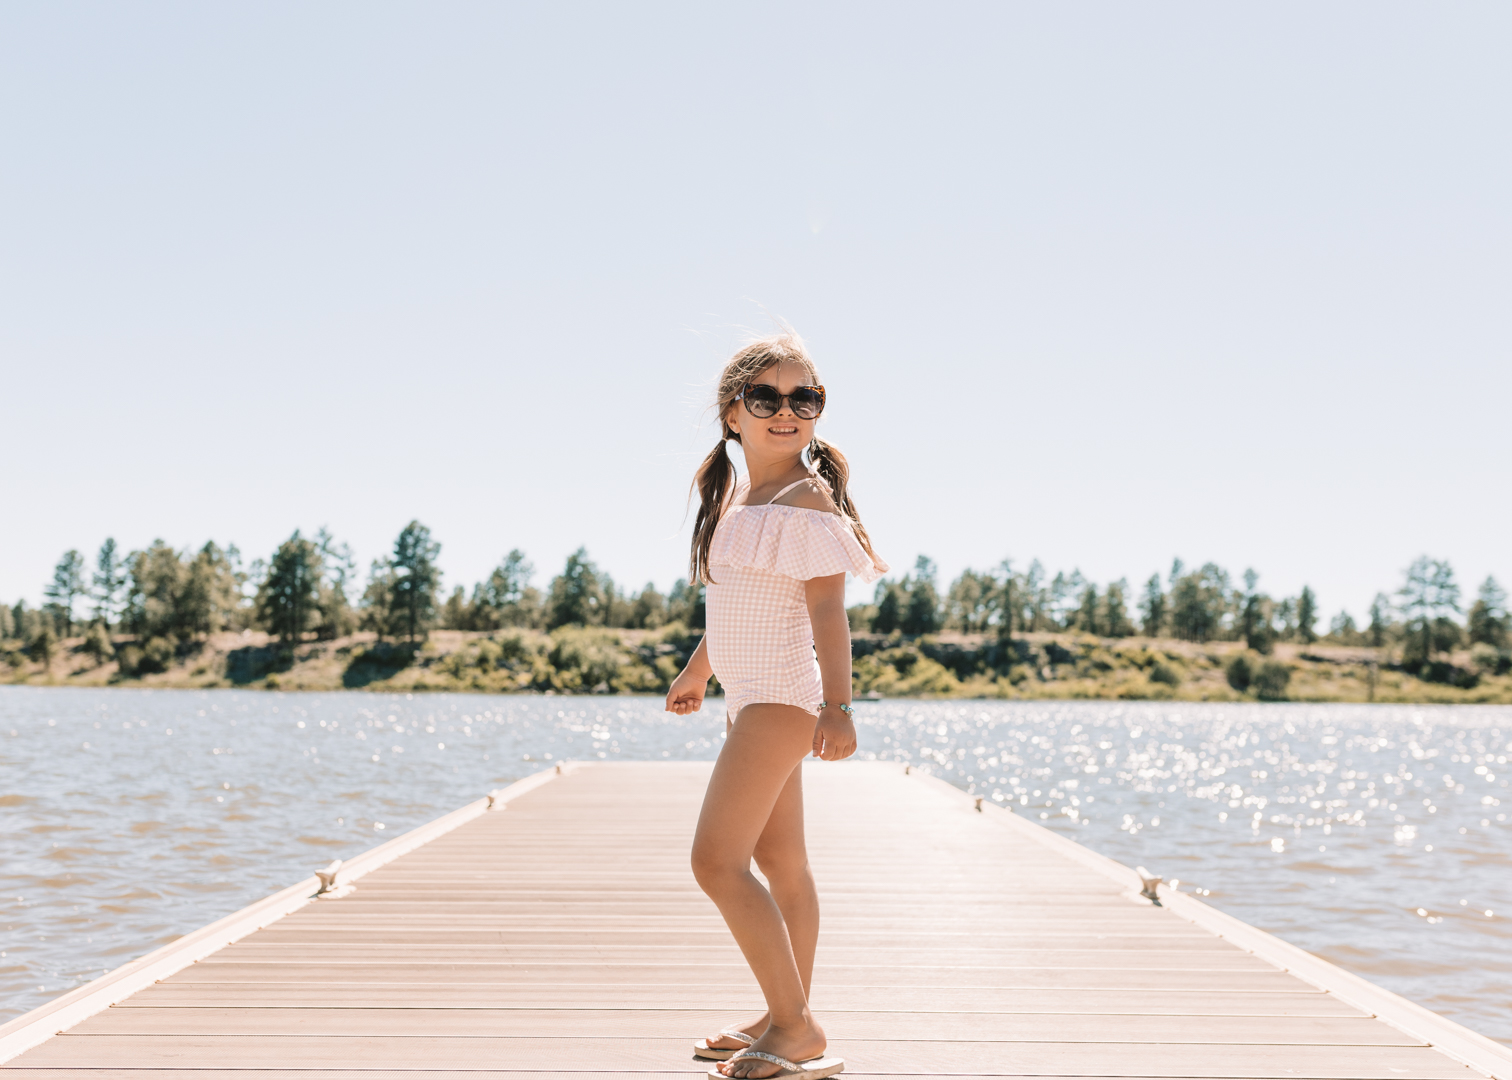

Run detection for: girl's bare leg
[[691, 704, 826, 1078], [702, 760, 819, 1052]]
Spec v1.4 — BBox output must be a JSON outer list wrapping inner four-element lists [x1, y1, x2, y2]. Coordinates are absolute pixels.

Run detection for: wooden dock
[[4, 760, 1511, 1079]]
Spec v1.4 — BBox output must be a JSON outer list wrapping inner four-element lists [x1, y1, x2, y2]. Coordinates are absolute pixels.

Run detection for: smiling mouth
[[768, 425, 798, 435]]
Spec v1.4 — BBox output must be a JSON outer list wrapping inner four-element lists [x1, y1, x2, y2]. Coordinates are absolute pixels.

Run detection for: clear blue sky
[[3, 2, 1508, 621]]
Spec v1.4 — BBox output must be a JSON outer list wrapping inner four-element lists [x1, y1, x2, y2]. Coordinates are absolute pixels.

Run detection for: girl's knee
[[753, 845, 811, 887], [690, 841, 743, 893]]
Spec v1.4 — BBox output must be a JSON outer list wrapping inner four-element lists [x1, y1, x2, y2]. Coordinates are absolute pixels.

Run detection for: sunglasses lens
[[790, 388, 824, 419], [744, 385, 780, 417]]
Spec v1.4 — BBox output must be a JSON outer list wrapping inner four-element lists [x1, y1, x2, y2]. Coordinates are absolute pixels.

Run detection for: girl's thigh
[[694, 703, 817, 864]]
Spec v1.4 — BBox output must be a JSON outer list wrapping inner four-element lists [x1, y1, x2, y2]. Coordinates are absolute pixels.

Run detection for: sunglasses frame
[[737, 382, 827, 420]]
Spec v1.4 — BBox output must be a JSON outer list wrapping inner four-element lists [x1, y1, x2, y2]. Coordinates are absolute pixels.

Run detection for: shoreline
[[4, 626, 1509, 703]]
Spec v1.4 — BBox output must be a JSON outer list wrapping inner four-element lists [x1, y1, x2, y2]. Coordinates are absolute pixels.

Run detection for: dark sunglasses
[[737, 383, 826, 420]]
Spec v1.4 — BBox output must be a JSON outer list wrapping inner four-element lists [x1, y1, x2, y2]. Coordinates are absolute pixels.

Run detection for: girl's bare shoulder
[[772, 478, 840, 515]]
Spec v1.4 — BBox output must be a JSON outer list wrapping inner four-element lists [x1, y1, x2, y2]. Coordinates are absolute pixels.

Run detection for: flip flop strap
[[719, 1029, 756, 1045], [730, 1050, 799, 1072]]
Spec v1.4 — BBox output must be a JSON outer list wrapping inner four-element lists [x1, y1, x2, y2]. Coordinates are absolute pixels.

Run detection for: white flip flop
[[694, 1027, 756, 1061], [707, 1051, 845, 1080]]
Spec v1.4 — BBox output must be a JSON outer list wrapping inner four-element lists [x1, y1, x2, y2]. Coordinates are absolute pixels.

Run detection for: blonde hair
[[689, 331, 875, 584]]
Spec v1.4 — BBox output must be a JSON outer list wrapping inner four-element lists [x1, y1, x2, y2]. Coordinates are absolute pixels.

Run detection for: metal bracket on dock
[[974, 797, 984, 811], [313, 859, 355, 900], [485, 790, 510, 810], [1135, 865, 1163, 906]]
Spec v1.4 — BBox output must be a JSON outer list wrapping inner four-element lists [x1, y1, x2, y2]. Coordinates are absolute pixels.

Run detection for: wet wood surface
[[1, 761, 1485, 1078]]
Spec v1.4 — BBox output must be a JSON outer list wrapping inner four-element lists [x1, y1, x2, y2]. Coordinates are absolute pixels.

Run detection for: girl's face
[[726, 361, 817, 459]]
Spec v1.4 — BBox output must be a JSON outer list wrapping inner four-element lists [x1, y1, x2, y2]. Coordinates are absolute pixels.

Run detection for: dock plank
[[69, 1009, 1411, 1043], [6, 1035, 1477, 1077], [3, 761, 1500, 1078]]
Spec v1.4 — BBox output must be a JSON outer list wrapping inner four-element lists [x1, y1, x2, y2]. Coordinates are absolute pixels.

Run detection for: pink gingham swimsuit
[[705, 472, 888, 721]]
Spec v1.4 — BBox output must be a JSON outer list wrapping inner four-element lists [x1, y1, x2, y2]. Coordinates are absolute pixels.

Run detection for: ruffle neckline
[[710, 497, 888, 584]]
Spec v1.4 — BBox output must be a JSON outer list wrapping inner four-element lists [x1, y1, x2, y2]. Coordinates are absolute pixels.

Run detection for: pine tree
[[181, 542, 243, 638], [600, 573, 634, 627], [388, 521, 442, 643], [123, 541, 187, 640], [1273, 597, 1298, 641], [944, 569, 995, 633], [667, 578, 706, 630], [901, 556, 941, 636], [1467, 576, 1508, 649], [477, 549, 538, 627], [315, 528, 357, 639], [360, 559, 397, 638], [547, 547, 605, 628], [440, 586, 472, 630], [1169, 564, 1228, 643], [1398, 556, 1460, 668], [630, 583, 668, 629], [1075, 584, 1100, 635], [1021, 560, 1048, 632], [92, 539, 128, 628], [1238, 570, 1273, 654], [994, 559, 1018, 641], [1102, 579, 1134, 638], [256, 531, 323, 644], [872, 580, 902, 634], [43, 550, 87, 636], [1140, 573, 1165, 638], [1367, 593, 1393, 648], [1296, 586, 1319, 645]]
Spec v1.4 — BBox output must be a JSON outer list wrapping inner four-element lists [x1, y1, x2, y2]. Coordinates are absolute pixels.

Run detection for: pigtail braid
[[809, 436, 877, 561], [689, 430, 738, 585]]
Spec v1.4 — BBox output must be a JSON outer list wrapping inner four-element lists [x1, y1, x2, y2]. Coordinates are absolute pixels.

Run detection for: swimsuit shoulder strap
[[765, 471, 828, 506]]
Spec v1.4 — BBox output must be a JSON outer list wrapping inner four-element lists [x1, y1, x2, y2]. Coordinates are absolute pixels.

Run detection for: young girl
[[666, 333, 887, 1080]]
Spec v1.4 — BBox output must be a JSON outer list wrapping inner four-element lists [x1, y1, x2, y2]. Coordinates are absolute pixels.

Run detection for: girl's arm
[[665, 634, 713, 716], [805, 571, 857, 760]]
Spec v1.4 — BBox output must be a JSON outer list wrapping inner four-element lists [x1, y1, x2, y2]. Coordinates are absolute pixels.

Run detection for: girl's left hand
[[812, 706, 857, 760]]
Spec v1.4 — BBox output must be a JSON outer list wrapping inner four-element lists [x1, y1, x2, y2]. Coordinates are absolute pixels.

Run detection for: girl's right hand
[[665, 670, 707, 715]]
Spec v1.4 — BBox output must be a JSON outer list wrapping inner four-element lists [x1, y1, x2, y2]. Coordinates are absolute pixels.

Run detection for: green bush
[[898, 656, 961, 695], [1225, 654, 1253, 692], [1255, 661, 1291, 700], [116, 644, 143, 676], [474, 638, 502, 672], [83, 624, 115, 665], [1419, 660, 1479, 689], [140, 637, 175, 674], [1469, 642, 1511, 677], [1149, 661, 1183, 687], [28, 625, 57, 666], [547, 627, 624, 692], [342, 641, 417, 687], [496, 631, 538, 664]]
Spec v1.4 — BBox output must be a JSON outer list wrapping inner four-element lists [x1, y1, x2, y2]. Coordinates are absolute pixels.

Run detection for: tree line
[[4, 527, 1507, 683], [0, 522, 704, 671], [856, 554, 1509, 672]]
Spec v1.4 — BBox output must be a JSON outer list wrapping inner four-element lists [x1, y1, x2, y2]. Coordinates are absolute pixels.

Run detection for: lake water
[[2, 687, 1508, 1046]]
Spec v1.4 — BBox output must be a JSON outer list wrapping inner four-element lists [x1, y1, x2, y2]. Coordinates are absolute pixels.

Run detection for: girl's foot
[[704, 1016, 767, 1054], [720, 1019, 826, 1079]]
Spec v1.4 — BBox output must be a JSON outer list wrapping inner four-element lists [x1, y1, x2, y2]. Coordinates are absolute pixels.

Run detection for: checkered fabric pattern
[[706, 502, 887, 721]]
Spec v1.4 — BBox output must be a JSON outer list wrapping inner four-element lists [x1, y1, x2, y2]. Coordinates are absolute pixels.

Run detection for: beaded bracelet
[[819, 701, 854, 717]]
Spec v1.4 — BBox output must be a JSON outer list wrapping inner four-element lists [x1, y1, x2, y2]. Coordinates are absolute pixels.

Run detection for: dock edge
[[907, 768, 1512, 1080], [0, 762, 573, 1065]]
